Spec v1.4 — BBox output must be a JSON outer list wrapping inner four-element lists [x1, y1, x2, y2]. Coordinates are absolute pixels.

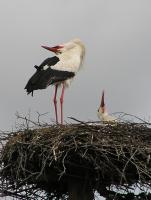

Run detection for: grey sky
[[0, 0, 151, 130]]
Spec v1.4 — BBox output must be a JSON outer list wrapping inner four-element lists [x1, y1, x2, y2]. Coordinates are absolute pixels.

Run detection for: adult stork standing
[[25, 38, 85, 124], [97, 90, 117, 122]]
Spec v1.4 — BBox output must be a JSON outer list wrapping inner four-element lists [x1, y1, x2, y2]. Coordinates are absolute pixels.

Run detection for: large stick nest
[[1, 120, 151, 199]]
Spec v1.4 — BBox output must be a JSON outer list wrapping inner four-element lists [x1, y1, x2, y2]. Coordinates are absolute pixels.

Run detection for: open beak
[[41, 45, 63, 53]]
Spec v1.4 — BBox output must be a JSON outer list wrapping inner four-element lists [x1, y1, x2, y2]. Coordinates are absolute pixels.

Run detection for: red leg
[[53, 85, 58, 124], [60, 84, 65, 124]]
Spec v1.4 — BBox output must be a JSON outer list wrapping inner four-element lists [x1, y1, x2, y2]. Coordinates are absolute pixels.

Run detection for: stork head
[[98, 90, 106, 114], [41, 38, 85, 60]]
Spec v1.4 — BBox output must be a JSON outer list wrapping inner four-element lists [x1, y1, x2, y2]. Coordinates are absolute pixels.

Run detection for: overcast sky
[[0, 0, 151, 130]]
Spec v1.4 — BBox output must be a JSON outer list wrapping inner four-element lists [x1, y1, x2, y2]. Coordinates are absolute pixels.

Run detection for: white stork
[[97, 90, 117, 122], [25, 38, 85, 124]]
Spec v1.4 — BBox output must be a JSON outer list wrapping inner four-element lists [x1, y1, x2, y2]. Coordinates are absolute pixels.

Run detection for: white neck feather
[[51, 45, 84, 73]]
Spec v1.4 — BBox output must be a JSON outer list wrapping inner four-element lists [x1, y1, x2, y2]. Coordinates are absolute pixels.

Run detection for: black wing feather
[[34, 56, 60, 70], [25, 67, 75, 96]]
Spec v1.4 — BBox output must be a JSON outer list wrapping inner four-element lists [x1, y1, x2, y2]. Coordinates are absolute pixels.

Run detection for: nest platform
[[1, 121, 151, 199]]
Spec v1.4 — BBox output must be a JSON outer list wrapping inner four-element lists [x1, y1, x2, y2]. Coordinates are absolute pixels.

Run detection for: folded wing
[[25, 67, 75, 96]]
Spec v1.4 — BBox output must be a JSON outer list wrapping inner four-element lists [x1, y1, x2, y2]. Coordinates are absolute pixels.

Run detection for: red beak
[[41, 45, 63, 53], [100, 90, 105, 107]]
